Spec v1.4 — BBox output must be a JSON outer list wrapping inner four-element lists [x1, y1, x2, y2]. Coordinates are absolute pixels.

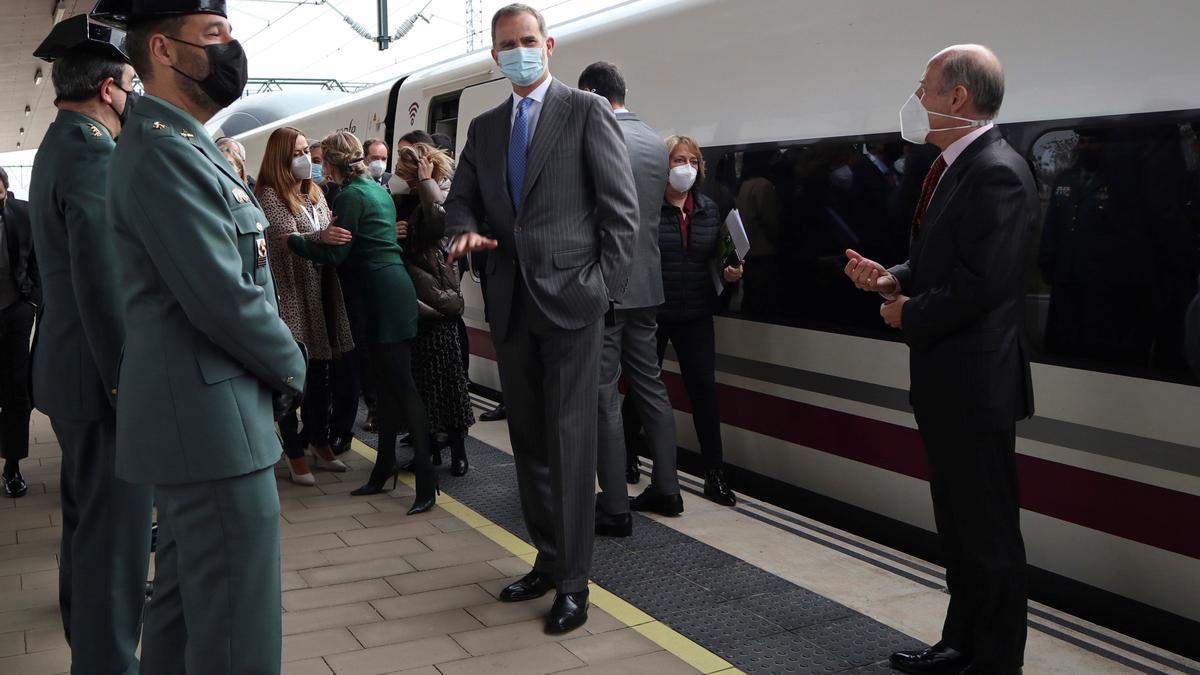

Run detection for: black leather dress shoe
[[499, 571, 555, 602], [594, 508, 632, 537], [703, 469, 736, 506], [544, 589, 588, 634], [889, 645, 968, 674], [625, 460, 640, 484], [630, 488, 684, 516], [2, 471, 27, 499], [480, 405, 507, 422]]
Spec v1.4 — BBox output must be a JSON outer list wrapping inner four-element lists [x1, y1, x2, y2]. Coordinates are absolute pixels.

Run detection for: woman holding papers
[[624, 134, 744, 506]]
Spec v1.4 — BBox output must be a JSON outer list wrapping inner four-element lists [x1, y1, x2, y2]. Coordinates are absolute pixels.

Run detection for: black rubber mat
[[364, 425, 925, 673]]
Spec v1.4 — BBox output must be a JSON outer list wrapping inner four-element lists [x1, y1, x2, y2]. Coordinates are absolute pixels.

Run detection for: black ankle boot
[[449, 433, 468, 477], [408, 472, 439, 515]]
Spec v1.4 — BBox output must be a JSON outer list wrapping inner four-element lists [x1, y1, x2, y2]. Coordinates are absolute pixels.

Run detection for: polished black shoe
[[594, 507, 632, 537], [544, 589, 588, 634], [350, 470, 400, 496], [407, 476, 440, 515], [625, 460, 640, 484], [889, 644, 969, 674], [2, 471, 27, 499], [330, 434, 354, 456], [703, 469, 736, 507], [480, 405, 507, 422], [450, 456, 469, 477], [499, 571, 555, 602], [362, 413, 378, 433], [630, 488, 684, 517]]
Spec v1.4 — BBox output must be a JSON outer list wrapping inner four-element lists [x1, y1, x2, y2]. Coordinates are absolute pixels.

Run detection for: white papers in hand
[[726, 209, 750, 261]]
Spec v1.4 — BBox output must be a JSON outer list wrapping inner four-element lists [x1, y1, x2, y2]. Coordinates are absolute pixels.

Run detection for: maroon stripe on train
[[464, 327, 1200, 560]]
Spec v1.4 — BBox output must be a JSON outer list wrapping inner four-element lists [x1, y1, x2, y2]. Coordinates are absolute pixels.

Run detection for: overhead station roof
[[0, 0, 91, 153]]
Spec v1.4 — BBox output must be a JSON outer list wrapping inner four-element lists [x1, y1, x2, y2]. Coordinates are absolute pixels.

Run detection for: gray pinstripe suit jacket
[[445, 77, 639, 340]]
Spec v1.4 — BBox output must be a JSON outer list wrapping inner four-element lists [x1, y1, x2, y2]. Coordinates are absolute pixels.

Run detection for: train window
[[1026, 121, 1200, 380], [700, 134, 919, 339], [427, 93, 460, 157], [699, 114, 1200, 384]]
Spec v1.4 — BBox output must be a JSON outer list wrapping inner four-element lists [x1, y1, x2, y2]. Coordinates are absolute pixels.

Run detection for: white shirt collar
[[511, 74, 553, 109], [613, 107, 630, 114], [942, 122, 994, 167]]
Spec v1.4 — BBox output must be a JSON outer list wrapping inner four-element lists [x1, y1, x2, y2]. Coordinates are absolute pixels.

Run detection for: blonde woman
[[285, 131, 437, 514], [393, 143, 474, 477], [256, 126, 353, 485]]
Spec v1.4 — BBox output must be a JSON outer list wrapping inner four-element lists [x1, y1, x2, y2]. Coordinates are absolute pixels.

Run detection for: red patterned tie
[[911, 154, 948, 239]]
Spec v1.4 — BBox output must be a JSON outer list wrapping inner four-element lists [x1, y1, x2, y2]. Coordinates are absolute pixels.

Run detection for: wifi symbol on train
[[408, 102, 420, 126]]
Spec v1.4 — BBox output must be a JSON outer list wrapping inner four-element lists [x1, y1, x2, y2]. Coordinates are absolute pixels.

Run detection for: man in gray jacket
[[447, 4, 638, 634], [579, 62, 682, 536]]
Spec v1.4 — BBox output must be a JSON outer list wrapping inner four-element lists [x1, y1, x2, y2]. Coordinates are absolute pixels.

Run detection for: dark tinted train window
[[700, 134, 921, 339], [1027, 121, 1200, 380], [699, 114, 1200, 383]]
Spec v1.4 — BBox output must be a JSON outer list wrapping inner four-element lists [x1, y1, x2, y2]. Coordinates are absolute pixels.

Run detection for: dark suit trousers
[[918, 420, 1027, 670], [496, 278, 602, 594], [280, 359, 333, 458], [141, 467, 281, 674], [598, 308, 679, 515], [623, 316, 724, 471], [53, 416, 153, 675], [0, 300, 34, 462]]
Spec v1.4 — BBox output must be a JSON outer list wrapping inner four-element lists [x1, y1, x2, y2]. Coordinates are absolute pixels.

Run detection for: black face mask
[[109, 87, 141, 135], [166, 36, 248, 109]]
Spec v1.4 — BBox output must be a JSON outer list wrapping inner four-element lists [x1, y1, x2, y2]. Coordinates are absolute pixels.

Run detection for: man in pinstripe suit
[[447, 3, 639, 634]]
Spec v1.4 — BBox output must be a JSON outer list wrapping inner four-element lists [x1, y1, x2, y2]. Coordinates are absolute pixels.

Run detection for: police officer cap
[[92, 0, 227, 27], [34, 14, 130, 64]]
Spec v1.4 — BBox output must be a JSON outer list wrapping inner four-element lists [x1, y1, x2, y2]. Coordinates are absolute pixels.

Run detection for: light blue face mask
[[311, 163, 324, 184], [498, 47, 545, 87]]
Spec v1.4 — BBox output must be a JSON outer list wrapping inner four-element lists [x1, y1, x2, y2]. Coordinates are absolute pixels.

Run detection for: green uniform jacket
[[28, 110, 124, 421], [289, 175, 418, 343], [107, 95, 305, 485]]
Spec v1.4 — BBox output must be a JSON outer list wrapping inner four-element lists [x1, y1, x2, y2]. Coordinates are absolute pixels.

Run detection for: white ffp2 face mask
[[291, 153, 313, 181], [668, 164, 698, 193], [368, 159, 387, 179], [899, 92, 989, 145], [387, 173, 410, 195]]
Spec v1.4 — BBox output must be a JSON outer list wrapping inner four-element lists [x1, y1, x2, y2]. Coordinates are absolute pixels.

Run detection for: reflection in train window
[[1029, 122, 1200, 379], [698, 115, 1200, 383], [700, 135, 922, 338]]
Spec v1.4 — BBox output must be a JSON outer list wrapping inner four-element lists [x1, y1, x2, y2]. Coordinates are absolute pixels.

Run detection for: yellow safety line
[[350, 439, 741, 674]]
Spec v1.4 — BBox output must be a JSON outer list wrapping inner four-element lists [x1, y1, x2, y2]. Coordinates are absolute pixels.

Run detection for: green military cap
[[33, 13, 130, 64], [92, 0, 227, 27]]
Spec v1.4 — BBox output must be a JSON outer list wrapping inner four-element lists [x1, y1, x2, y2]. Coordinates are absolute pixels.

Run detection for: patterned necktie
[[508, 97, 534, 212], [911, 154, 948, 239]]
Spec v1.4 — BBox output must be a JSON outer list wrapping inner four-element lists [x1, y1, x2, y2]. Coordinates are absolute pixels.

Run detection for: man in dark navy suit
[[846, 44, 1036, 675]]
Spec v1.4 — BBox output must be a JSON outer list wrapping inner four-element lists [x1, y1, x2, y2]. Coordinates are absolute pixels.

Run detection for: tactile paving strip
[[357, 420, 925, 673]]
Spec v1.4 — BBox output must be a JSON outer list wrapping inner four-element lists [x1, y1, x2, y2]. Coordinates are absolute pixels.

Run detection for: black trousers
[[279, 359, 333, 459], [368, 342, 432, 483], [623, 314, 724, 472], [0, 300, 34, 463], [918, 419, 1027, 670], [328, 354, 359, 440], [337, 265, 376, 415]]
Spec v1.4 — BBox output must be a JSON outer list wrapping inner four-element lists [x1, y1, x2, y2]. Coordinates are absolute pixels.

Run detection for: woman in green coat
[[286, 131, 437, 514]]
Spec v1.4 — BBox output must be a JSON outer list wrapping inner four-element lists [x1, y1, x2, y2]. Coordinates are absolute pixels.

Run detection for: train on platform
[[221, 0, 1200, 657]]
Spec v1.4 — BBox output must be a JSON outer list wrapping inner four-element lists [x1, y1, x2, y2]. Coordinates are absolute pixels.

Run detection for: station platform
[[1, 403, 1197, 675]]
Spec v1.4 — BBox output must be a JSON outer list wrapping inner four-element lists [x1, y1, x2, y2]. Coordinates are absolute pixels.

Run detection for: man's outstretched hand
[[447, 232, 499, 262], [844, 248, 898, 296]]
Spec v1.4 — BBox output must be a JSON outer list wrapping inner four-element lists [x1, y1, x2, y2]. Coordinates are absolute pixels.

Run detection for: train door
[[452, 78, 510, 157]]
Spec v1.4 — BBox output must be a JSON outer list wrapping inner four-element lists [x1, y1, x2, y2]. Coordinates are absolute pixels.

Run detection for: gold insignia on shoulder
[[180, 130, 194, 139], [233, 187, 250, 204], [87, 124, 102, 138], [152, 121, 166, 130]]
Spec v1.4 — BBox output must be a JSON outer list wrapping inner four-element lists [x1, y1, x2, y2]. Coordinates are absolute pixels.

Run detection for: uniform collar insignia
[[152, 121, 166, 130], [87, 124, 102, 137]]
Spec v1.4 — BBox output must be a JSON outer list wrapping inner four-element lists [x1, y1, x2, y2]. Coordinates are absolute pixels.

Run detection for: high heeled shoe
[[350, 469, 400, 496], [287, 457, 317, 486], [407, 477, 440, 515], [309, 445, 349, 472]]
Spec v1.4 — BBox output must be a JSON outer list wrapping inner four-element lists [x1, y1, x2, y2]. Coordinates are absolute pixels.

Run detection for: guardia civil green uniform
[[95, 1, 305, 671], [28, 15, 153, 675]]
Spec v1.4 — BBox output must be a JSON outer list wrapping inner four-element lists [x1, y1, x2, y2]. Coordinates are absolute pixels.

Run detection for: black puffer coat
[[657, 191, 722, 323]]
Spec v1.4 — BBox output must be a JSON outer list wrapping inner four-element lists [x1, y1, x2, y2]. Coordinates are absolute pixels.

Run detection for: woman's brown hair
[[254, 126, 322, 215], [393, 142, 454, 184]]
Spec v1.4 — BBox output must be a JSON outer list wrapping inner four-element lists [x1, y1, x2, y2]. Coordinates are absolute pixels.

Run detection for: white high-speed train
[[226, 0, 1200, 657]]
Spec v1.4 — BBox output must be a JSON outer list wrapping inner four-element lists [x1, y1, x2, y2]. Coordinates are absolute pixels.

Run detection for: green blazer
[[28, 110, 123, 421], [107, 95, 305, 485], [289, 175, 418, 343]]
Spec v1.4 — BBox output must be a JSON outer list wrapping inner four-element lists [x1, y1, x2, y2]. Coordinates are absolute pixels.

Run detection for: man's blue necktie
[[508, 97, 533, 212]]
